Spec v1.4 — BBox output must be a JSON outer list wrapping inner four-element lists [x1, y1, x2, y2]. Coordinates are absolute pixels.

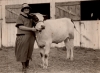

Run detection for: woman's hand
[[31, 27, 37, 32]]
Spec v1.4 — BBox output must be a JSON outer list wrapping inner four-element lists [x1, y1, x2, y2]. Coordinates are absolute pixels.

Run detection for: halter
[[35, 20, 45, 32], [34, 20, 44, 25], [38, 20, 44, 23]]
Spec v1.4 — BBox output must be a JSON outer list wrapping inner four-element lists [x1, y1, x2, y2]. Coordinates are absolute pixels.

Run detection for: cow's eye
[[35, 18, 39, 22]]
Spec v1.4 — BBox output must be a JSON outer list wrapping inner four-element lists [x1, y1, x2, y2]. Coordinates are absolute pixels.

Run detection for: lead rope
[[72, 20, 92, 43]]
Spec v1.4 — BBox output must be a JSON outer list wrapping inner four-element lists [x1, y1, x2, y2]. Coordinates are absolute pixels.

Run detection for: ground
[[0, 47, 100, 73]]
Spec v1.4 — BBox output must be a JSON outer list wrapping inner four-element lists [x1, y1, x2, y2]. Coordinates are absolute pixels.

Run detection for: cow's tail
[[71, 19, 91, 42]]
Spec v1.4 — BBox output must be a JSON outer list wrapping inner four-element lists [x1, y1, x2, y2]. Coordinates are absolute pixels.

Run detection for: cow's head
[[30, 13, 46, 32]]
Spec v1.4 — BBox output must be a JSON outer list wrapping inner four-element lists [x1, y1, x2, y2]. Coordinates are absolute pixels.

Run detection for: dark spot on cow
[[45, 54, 48, 58], [41, 25, 45, 29], [39, 45, 45, 48], [29, 13, 39, 27], [40, 53, 43, 57]]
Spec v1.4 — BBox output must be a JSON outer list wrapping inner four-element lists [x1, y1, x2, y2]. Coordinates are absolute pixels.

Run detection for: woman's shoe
[[25, 60, 29, 68], [22, 62, 27, 72]]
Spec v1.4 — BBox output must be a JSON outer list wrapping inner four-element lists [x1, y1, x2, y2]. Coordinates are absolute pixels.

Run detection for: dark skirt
[[15, 34, 35, 62]]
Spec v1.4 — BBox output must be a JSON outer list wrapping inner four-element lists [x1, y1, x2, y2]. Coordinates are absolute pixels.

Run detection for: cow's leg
[[70, 47, 73, 61], [64, 38, 70, 60], [64, 38, 74, 60], [40, 48, 45, 68], [44, 43, 51, 69], [65, 32, 74, 61], [69, 32, 74, 61], [69, 39, 74, 61]]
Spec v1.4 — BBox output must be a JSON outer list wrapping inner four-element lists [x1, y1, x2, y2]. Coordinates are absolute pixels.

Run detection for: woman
[[15, 3, 36, 72]]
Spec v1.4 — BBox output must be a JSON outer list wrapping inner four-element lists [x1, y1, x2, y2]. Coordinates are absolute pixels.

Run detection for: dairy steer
[[30, 13, 74, 69]]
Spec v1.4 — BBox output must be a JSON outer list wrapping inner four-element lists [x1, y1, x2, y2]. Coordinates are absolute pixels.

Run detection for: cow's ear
[[43, 15, 48, 21]]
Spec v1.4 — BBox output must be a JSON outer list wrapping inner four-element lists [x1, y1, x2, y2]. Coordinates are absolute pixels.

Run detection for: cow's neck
[[35, 32, 42, 40], [35, 31, 45, 46]]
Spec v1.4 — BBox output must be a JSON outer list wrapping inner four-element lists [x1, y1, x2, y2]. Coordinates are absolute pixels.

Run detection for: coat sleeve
[[15, 15, 24, 28]]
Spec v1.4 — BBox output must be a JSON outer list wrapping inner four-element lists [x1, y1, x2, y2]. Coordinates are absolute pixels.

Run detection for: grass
[[0, 47, 100, 73]]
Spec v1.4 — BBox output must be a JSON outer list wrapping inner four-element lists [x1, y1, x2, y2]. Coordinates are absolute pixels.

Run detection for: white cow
[[31, 13, 74, 69]]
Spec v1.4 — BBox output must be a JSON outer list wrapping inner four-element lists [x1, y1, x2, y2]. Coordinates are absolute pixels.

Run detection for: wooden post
[[79, 21, 81, 48], [97, 19, 99, 49], [50, 0, 55, 19], [0, 5, 2, 49], [2, 3, 8, 47]]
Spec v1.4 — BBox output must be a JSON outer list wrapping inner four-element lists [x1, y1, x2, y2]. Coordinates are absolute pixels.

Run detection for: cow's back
[[43, 18, 74, 43]]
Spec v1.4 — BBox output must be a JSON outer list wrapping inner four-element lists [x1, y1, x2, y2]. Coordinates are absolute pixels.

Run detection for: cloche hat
[[21, 3, 31, 12]]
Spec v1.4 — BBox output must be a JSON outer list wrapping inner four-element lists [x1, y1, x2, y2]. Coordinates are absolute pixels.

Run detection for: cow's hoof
[[39, 64, 43, 68], [43, 67, 47, 69], [22, 68, 27, 73], [43, 65, 48, 69], [70, 58, 73, 61], [66, 57, 70, 60]]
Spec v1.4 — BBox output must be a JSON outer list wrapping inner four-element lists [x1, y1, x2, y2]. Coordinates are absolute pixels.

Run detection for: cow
[[30, 13, 74, 69]]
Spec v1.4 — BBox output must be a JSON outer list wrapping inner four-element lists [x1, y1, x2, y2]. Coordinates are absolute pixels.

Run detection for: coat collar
[[20, 12, 31, 19]]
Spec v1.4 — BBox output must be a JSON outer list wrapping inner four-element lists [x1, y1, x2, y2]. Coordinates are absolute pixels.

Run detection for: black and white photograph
[[0, 0, 100, 73]]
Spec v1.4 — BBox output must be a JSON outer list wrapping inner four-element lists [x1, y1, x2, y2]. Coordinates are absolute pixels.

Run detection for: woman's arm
[[16, 15, 36, 32], [19, 26, 36, 31]]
